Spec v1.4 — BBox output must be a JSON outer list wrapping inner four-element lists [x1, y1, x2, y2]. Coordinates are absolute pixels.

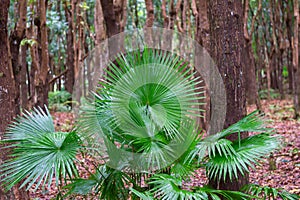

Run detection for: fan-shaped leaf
[[0, 108, 81, 191]]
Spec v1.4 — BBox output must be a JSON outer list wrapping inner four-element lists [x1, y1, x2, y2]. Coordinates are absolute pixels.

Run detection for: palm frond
[[64, 178, 97, 196], [186, 111, 274, 165], [148, 174, 252, 200], [186, 136, 236, 165], [79, 48, 204, 172], [4, 106, 54, 141], [65, 165, 131, 200], [242, 184, 300, 200], [218, 111, 272, 138], [0, 107, 81, 191], [130, 188, 154, 200], [170, 130, 201, 178], [206, 133, 280, 182]]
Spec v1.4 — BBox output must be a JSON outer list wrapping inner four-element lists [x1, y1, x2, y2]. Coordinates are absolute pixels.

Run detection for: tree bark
[[145, 0, 154, 27], [95, 0, 106, 45], [100, 0, 119, 37], [27, 0, 49, 108], [196, 0, 209, 51], [208, 0, 247, 191], [20, 45, 29, 110], [287, 3, 294, 94], [64, 1, 75, 95], [9, 0, 27, 115], [0, 1, 30, 199], [243, 0, 261, 107], [293, 0, 300, 118], [35, 0, 49, 108], [195, 0, 210, 131]]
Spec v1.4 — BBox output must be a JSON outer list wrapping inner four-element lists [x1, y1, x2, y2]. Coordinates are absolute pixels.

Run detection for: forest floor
[[30, 99, 300, 199]]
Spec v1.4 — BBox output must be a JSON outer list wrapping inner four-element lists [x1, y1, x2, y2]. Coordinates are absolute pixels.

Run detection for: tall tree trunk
[[115, 0, 127, 32], [95, 0, 106, 45], [243, 0, 261, 108], [0, 1, 30, 199], [28, 0, 49, 108], [35, 0, 49, 108], [9, 0, 27, 115], [287, 3, 294, 94], [293, 0, 299, 118], [20, 45, 29, 110], [275, 0, 284, 99], [64, 1, 75, 95], [208, 0, 247, 191], [101, 0, 119, 37], [93, 0, 107, 93], [100, 0, 124, 58], [145, 0, 154, 27], [195, 0, 210, 131], [144, 0, 154, 44], [196, 0, 209, 51]]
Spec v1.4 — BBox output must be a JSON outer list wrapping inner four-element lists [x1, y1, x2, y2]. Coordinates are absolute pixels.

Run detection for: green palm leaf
[[242, 184, 300, 200], [218, 111, 271, 138], [148, 174, 251, 200], [4, 106, 55, 141], [65, 165, 131, 200], [0, 107, 81, 191], [130, 187, 154, 200], [186, 111, 274, 164], [206, 133, 280, 182], [79, 48, 204, 172]]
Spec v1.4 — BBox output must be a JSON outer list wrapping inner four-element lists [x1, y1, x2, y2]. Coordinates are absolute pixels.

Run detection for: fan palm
[[78, 48, 205, 172], [1, 47, 298, 200], [0, 107, 81, 191], [131, 174, 252, 200], [241, 184, 300, 200], [65, 165, 131, 200]]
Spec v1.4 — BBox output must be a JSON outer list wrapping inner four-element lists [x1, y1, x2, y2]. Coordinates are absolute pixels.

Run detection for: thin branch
[[175, 0, 183, 32], [190, 0, 198, 16], [49, 69, 68, 84], [243, 0, 250, 40], [249, 0, 262, 38]]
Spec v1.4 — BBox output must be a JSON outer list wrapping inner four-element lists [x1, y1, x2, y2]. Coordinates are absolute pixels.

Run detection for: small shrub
[[48, 90, 72, 111], [259, 89, 280, 100]]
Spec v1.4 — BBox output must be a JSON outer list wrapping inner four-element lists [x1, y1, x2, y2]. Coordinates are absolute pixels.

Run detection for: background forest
[[0, 0, 299, 199]]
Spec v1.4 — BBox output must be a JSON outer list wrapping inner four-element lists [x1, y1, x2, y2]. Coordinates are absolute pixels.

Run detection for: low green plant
[[48, 90, 72, 111], [1, 49, 299, 200], [259, 89, 280, 100], [282, 66, 288, 78], [0, 107, 81, 191]]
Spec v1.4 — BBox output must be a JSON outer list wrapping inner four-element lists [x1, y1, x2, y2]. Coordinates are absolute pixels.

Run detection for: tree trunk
[[9, 0, 27, 115], [196, 0, 209, 51], [100, 0, 119, 37], [35, 0, 49, 108], [100, 0, 124, 58], [243, 0, 261, 108], [0, 1, 30, 199], [115, 0, 127, 32], [20, 45, 29, 110], [208, 0, 247, 191], [287, 4, 294, 94], [27, 0, 49, 108], [195, 0, 210, 131], [144, 0, 154, 44], [145, 0, 154, 27], [243, 42, 260, 106], [293, 0, 299, 118], [64, 1, 75, 95], [95, 0, 106, 45]]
